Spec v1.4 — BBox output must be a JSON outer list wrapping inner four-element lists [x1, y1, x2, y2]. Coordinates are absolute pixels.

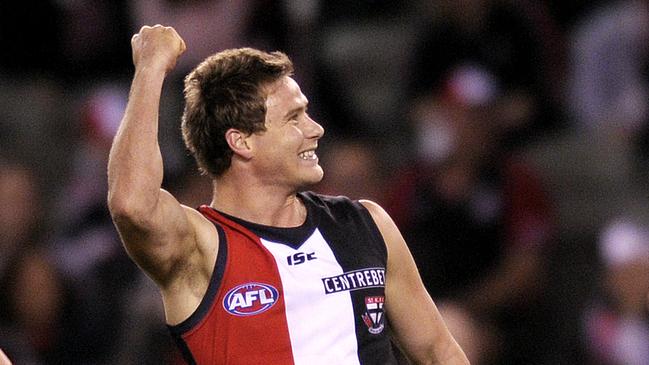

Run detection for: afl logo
[[223, 282, 279, 316]]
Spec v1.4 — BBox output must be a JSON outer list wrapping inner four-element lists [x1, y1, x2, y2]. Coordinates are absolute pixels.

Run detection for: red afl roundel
[[223, 282, 279, 316]]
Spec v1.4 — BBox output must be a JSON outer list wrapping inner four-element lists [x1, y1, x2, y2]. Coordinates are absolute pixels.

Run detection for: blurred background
[[0, 0, 648, 364]]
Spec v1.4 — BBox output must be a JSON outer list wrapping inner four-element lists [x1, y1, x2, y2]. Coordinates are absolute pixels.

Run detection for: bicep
[[112, 188, 197, 284]]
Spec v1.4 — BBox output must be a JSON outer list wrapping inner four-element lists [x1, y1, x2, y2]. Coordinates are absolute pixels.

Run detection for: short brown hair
[[182, 48, 293, 177]]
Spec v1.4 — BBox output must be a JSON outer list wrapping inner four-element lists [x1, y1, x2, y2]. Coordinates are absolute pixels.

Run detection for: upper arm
[[110, 188, 212, 287], [360, 200, 468, 365]]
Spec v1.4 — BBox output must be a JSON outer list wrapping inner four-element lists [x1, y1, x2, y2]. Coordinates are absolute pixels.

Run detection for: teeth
[[299, 150, 317, 160]]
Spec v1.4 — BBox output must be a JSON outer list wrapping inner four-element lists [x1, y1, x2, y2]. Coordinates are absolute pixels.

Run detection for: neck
[[209, 174, 307, 227]]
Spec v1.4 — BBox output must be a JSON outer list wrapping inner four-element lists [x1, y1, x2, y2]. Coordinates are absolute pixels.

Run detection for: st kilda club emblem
[[361, 296, 385, 334]]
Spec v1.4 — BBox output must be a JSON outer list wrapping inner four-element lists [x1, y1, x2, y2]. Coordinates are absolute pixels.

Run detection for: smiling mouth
[[298, 150, 317, 160]]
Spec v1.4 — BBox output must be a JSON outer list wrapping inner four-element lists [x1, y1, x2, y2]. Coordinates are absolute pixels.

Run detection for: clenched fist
[[131, 25, 186, 74]]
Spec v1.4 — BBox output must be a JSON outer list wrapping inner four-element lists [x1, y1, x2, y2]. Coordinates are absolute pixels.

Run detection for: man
[[108, 25, 468, 365]]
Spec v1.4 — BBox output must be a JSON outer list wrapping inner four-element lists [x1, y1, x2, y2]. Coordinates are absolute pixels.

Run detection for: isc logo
[[286, 252, 317, 266], [223, 282, 279, 316]]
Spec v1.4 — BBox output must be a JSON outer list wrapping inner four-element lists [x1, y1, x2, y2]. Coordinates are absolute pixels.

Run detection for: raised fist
[[131, 25, 186, 74]]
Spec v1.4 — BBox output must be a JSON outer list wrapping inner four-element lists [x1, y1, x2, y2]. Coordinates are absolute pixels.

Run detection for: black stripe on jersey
[[168, 223, 227, 337], [302, 192, 398, 365]]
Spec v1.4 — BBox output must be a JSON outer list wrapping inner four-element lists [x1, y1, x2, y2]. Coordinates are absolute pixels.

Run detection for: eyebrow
[[283, 105, 307, 120]]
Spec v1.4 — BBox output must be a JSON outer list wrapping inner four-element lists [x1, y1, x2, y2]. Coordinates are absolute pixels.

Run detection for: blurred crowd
[[1, 0, 648, 364]]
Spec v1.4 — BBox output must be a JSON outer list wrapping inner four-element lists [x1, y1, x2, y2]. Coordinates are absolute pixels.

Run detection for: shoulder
[[302, 191, 382, 210], [302, 191, 387, 224], [300, 191, 353, 208], [357, 200, 406, 257], [303, 192, 389, 248], [301, 192, 393, 225], [358, 199, 394, 229], [358, 199, 384, 215], [300, 191, 366, 218]]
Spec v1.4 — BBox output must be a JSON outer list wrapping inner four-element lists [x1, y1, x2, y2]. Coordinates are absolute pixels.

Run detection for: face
[[247, 76, 325, 189]]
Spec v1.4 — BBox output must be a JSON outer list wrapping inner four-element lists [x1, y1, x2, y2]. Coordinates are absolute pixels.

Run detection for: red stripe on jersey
[[179, 206, 295, 364]]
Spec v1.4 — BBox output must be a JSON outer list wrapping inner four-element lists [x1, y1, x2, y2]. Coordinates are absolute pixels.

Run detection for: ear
[[225, 128, 253, 160]]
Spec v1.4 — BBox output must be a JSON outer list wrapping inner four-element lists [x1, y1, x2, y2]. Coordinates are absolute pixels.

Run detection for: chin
[[300, 167, 324, 187]]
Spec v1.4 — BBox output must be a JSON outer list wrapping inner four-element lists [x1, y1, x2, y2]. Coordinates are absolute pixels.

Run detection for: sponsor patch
[[223, 282, 279, 316], [321, 268, 385, 294], [361, 296, 385, 334]]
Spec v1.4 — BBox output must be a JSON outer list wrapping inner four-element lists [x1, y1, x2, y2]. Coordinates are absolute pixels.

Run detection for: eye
[[288, 113, 300, 124], [286, 107, 308, 125]]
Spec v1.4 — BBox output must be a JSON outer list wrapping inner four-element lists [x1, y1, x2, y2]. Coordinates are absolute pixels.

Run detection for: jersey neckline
[[204, 191, 320, 249]]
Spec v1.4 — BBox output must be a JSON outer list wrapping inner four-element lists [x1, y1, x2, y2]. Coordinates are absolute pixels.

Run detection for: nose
[[304, 115, 325, 139]]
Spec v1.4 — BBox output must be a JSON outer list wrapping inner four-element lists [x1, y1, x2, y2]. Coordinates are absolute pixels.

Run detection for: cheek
[[273, 128, 303, 153], [254, 126, 303, 159], [254, 136, 292, 166]]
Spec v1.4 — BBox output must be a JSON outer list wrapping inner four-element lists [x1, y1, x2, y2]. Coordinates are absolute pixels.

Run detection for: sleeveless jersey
[[168, 192, 398, 365]]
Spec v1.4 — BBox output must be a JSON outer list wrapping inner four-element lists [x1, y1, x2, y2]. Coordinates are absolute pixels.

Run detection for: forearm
[[108, 65, 167, 215]]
